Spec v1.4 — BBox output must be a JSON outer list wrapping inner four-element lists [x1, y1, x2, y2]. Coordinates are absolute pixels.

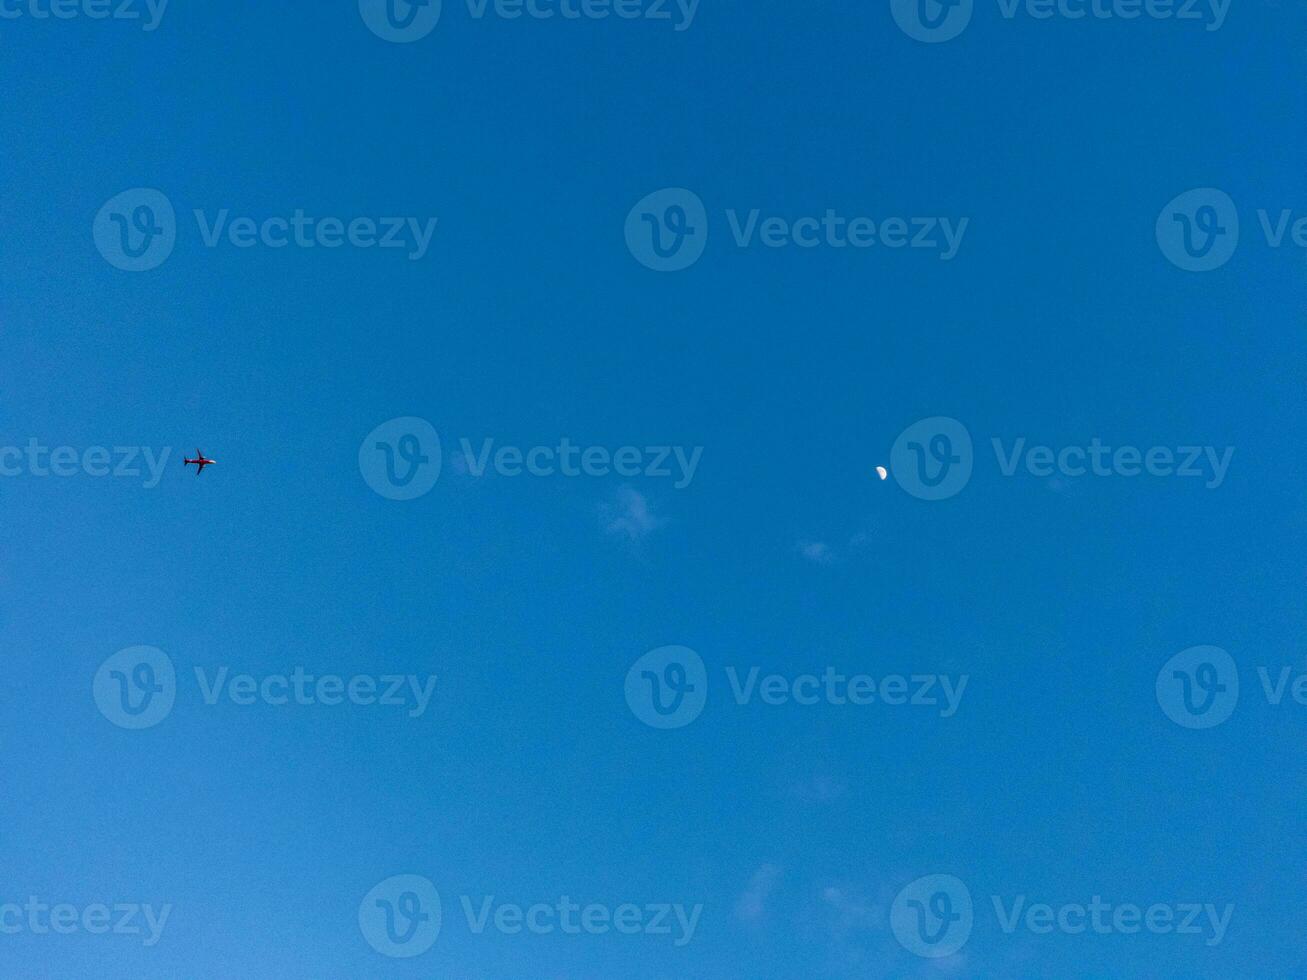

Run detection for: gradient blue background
[[2, 0, 1305, 976]]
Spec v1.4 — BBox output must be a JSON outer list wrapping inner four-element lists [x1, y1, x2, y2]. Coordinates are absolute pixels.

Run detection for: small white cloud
[[797, 540, 836, 564], [820, 883, 882, 935], [791, 774, 847, 803], [735, 864, 783, 923], [603, 486, 664, 541]]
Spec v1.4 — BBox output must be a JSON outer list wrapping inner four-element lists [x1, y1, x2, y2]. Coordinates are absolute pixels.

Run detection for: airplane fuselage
[[184, 452, 216, 474]]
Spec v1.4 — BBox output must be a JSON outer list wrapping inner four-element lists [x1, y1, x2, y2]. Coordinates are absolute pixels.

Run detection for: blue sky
[[2, 1, 1306, 977]]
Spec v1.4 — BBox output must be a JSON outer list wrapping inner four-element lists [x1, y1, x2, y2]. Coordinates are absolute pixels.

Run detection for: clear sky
[[2, 1, 1305, 978]]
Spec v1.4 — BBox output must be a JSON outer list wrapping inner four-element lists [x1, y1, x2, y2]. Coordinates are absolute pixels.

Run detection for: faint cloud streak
[[603, 486, 665, 541], [735, 864, 783, 923], [797, 540, 836, 564]]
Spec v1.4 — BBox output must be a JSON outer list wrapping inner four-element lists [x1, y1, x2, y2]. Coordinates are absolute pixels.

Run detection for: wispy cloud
[[817, 880, 971, 977], [798, 526, 874, 564], [802, 884, 891, 976], [603, 486, 665, 541], [797, 540, 836, 564], [820, 885, 882, 936], [735, 864, 783, 923], [790, 773, 848, 803]]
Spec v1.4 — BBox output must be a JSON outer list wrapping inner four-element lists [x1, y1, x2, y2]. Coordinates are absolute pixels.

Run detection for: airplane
[[184, 449, 216, 475]]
